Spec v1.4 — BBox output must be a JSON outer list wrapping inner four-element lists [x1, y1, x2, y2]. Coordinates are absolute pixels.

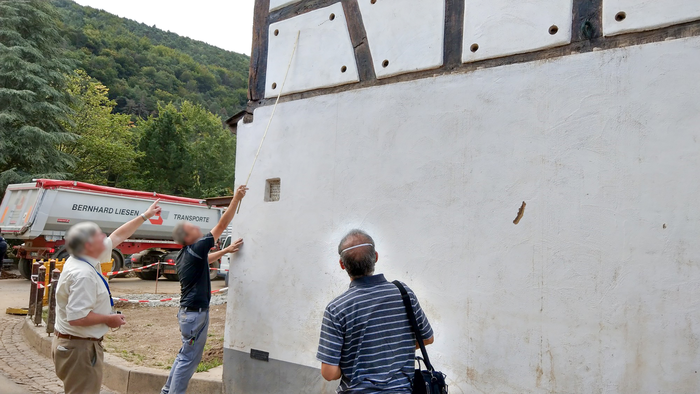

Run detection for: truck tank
[[0, 180, 223, 279]]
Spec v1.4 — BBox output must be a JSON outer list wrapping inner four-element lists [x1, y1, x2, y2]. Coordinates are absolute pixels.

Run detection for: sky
[[72, 0, 256, 55]]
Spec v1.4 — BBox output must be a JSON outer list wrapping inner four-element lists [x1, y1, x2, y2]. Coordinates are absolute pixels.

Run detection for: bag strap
[[392, 280, 434, 371]]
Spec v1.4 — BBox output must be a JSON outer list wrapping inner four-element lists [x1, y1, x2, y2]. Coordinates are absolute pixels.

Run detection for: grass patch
[[119, 350, 145, 364], [163, 350, 222, 372], [196, 359, 222, 372]]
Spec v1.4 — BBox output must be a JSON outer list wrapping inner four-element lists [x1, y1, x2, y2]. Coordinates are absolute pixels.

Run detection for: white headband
[[340, 243, 374, 254]]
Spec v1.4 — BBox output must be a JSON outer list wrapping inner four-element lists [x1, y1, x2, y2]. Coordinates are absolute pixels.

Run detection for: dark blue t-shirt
[[176, 232, 214, 309]]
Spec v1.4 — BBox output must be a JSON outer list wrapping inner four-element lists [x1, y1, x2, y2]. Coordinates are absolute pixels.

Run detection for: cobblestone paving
[[0, 315, 116, 394]]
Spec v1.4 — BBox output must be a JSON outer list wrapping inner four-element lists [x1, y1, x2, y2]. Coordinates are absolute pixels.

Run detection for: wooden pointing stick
[[237, 31, 301, 213], [513, 201, 526, 225]]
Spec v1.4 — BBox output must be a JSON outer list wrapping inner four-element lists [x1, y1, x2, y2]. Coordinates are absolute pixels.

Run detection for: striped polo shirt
[[317, 274, 433, 393]]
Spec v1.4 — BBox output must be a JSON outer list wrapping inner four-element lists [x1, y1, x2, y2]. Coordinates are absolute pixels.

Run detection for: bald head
[[338, 229, 377, 278]]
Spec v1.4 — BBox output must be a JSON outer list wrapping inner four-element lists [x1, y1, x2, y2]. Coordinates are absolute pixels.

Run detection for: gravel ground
[[114, 291, 228, 307], [102, 304, 227, 370]]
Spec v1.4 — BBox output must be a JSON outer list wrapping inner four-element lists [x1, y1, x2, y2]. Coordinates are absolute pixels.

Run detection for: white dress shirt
[[55, 237, 114, 339]]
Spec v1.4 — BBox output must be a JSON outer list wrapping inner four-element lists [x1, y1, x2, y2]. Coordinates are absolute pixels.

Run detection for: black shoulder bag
[[393, 281, 448, 394]]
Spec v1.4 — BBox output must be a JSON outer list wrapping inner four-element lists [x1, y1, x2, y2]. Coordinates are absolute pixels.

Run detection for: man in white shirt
[[52, 199, 161, 394]]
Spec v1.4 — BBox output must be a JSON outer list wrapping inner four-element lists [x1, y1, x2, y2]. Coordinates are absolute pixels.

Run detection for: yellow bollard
[[39, 258, 113, 304]]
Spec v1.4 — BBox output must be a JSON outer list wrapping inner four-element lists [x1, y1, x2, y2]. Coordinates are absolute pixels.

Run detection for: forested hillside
[[53, 0, 249, 120], [0, 0, 241, 198]]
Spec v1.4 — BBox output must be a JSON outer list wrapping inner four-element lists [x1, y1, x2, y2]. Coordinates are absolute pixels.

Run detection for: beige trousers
[[51, 336, 104, 394]]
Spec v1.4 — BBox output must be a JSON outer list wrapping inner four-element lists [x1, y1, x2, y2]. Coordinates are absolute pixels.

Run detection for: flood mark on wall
[[513, 201, 526, 224]]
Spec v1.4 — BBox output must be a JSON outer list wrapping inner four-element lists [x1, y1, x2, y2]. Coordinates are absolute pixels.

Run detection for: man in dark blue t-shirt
[[161, 185, 247, 394]]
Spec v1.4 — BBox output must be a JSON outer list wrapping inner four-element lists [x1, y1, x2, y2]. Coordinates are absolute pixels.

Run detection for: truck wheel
[[53, 248, 69, 262], [110, 249, 124, 272], [164, 274, 179, 281], [209, 261, 220, 281], [135, 271, 159, 280], [18, 258, 31, 280]]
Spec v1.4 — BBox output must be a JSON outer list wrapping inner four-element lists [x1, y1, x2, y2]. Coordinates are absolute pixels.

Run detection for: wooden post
[[28, 261, 41, 316], [44, 259, 56, 305], [34, 265, 46, 326], [155, 262, 161, 294], [46, 269, 60, 335]]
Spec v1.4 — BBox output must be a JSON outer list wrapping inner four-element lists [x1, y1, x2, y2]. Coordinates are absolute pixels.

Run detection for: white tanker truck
[[0, 179, 224, 280]]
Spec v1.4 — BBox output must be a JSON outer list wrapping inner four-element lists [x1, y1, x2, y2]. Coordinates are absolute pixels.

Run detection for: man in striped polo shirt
[[317, 229, 435, 392]]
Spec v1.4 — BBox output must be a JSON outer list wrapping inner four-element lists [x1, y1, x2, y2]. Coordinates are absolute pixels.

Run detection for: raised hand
[[233, 185, 248, 202], [144, 198, 162, 219]]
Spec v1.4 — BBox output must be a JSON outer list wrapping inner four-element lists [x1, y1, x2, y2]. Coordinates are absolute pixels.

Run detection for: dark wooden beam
[[269, 0, 339, 23], [248, 0, 271, 102], [342, 0, 376, 82], [572, 0, 603, 42], [443, 0, 465, 69]]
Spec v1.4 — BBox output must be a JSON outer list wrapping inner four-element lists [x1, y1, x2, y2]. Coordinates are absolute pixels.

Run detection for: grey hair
[[173, 221, 188, 245], [338, 229, 376, 278], [65, 222, 101, 256]]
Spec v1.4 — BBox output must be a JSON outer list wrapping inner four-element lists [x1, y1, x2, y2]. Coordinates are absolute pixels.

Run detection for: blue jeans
[[161, 308, 209, 394]]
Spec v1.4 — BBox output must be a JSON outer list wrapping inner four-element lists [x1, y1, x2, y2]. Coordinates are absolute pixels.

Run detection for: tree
[[0, 0, 75, 191], [136, 103, 192, 195], [59, 70, 140, 186], [180, 101, 236, 197], [136, 102, 235, 197]]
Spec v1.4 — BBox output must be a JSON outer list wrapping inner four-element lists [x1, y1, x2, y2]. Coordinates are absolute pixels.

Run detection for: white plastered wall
[[463, 0, 573, 62], [603, 0, 700, 36], [265, 4, 359, 98], [227, 36, 700, 393], [358, 0, 445, 78]]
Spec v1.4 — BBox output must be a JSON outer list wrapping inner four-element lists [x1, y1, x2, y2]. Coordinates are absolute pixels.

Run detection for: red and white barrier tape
[[112, 287, 228, 303], [112, 296, 176, 303], [104, 262, 160, 277], [156, 262, 226, 272], [33, 262, 227, 282], [107, 261, 227, 275], [30, 276, 51, 289]]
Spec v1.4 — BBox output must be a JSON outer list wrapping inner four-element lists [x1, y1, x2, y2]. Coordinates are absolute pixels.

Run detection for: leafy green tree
[[136, 102, 235, 197], [59, 70, 140, 186], [136, 103, 192, 195], [0, 0, 75, 190], [180, 102, 236, 197]]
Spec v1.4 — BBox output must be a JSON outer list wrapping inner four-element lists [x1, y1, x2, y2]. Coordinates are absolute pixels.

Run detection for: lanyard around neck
[[76, 257, 114, 307]]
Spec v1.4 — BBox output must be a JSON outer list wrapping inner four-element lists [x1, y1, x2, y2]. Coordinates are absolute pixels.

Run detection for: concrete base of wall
[[22, 318, 223, 394], [223, 347, 338, 393]]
